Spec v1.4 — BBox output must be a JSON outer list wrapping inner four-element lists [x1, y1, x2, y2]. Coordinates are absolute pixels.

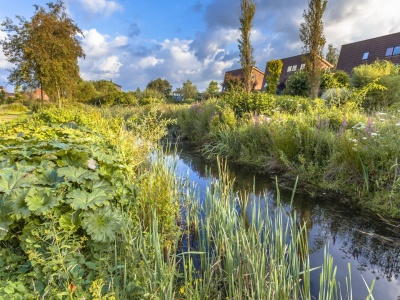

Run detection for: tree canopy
[[238, 0, 256, 93], [0, 0, 84, 107], [299, 0, 328, 99], [146, 78, 172, 97], [176, 80, 198, 100]]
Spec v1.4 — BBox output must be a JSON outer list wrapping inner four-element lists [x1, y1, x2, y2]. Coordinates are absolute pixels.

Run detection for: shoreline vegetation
[[161, 90, 400, 221], [0, 105, 376, 299]]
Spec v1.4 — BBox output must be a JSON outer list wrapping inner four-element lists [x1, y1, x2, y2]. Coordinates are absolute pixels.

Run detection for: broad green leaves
[[0, 168, 37, 195], [66, 188, 111, 210], [58, 166, 99, 184], [82, 207, 123, 242], [25, 188, 62, 216]]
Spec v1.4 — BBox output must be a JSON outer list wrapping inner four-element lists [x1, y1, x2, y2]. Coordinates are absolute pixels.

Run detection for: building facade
[[223, 67, 265, 91]]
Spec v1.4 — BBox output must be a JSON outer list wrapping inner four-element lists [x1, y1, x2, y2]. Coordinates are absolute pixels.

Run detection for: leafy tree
[[222, 73, 244, 92], [0, 1, 85, 108], [205, 80, 220, 98], [146, 78, 172, 98], [283, 70, 309, 97], [0, 90, 6, 104], [299, 0, 328, 99], [238, 0, 256, 93], [176, 80, 198, 100], [265, 59, 283, 94], [326, 44, 339, 69]]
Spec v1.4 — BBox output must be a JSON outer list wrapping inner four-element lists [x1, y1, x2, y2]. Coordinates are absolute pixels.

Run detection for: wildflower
[[396, 123, 400, 126], [180, 286, 185, 294], [362, 137, 367, 140], [366, 117, 373, 136], [342, 116, 348, 127], [87, 158, 97, 170]]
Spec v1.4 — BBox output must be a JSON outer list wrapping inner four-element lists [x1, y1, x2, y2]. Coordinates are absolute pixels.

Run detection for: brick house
[[27, 88, 50, 101], [337, 32, 400, 74], [262, 54, 333, 92], [0, 86, 15, 98], [222, 67, 265, 91]]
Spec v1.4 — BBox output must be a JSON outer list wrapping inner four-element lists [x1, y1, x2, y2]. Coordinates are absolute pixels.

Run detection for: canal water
[[169, 143, 400, 299]]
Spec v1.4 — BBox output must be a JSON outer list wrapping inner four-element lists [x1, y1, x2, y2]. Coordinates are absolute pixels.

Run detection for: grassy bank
[[0, 105, 372, 299], [163, 93, 400, 219]]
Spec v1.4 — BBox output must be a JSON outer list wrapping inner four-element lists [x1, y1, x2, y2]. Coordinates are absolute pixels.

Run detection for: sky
[[1, 0, 400, 92]]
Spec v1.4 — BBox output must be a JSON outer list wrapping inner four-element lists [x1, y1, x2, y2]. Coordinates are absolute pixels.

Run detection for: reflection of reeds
[[115, 155, 373, 299]]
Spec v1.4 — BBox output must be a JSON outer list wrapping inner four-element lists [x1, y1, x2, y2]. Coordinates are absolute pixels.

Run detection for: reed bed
[[114, 155, 374, 299]]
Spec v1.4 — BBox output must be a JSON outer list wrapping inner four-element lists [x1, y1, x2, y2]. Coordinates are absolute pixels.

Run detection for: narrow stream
[[169, 143, 400, 299]]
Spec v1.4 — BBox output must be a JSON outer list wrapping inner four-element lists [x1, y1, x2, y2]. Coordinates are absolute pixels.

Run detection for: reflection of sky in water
[[168, 144, 400, 300]]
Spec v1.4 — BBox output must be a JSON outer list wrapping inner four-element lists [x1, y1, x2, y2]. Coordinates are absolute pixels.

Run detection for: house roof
[[224, 66, 265, 76], [337, 32, 400, 74]]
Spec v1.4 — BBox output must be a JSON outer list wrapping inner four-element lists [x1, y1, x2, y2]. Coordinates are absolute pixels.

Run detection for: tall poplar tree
[[0, 1, 84, 107], [238, 0, 256, 94], [299, 0, 328, 99]]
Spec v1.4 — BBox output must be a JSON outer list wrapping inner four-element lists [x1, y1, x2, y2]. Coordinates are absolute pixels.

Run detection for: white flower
[[362, 137, 367, 140], [395, 123, 400, 126], [371, 132, 378, 136], [87, 158, 97, 170]]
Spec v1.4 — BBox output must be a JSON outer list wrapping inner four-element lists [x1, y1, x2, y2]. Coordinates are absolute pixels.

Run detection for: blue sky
[[1, 0, 400, 92]]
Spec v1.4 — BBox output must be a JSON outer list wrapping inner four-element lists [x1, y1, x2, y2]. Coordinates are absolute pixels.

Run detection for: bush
[[321, 87, 352, 107], [282, 70, 309, 96], [351, 60, 399, 88], [223, 91, 276, 116]]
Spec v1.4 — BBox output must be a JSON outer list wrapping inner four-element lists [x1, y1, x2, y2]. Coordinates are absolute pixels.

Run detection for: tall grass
[[112, 155, 373, 299]]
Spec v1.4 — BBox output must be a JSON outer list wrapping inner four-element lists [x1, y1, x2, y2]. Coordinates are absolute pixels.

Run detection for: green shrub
[[351, 60, 399, 88], [223, 91, 276, 116], [282, 70, 309, 96]]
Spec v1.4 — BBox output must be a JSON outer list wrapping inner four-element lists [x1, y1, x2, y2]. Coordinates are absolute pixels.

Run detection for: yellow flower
[[180, 286, 185, 294]]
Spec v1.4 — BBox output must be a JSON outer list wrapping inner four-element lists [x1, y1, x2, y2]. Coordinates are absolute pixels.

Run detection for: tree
[[326, 44, 339, 69], [222, 73, 244, 92], [0, 1, 84, 108], [265, 59, 283, 94], [205, 80, 220, 98], [238, 0, 256, 93], [177, 80, 198, 100], [146, 78, 172, 98], [299, 0, 328, 99]]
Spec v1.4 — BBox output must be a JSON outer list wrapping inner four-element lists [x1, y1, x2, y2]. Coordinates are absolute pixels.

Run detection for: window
[[393, 46, 400, 56], [362, 52, 369, 60], [386, 47, 394, 56], [292, 65, 297, 71], [300, 64, 305, 70], [287, 66, 292, 72]]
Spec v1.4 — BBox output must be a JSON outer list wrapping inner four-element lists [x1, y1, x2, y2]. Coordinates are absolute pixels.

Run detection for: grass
[[0, 104, 31, 122]]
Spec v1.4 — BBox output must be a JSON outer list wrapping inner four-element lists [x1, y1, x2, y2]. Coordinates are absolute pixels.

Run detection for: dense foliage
[[168, 89, 400, 219], [299, 0, 328, 99], [0, 1, 84, 108], [0, 105, 177, 298]]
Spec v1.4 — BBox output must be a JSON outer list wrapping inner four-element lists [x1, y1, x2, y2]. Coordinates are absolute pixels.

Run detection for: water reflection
[[170, 143, 400, 299]]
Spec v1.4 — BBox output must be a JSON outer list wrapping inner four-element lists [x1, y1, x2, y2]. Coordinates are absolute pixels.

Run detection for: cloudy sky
[[1, 0, 400, 92]]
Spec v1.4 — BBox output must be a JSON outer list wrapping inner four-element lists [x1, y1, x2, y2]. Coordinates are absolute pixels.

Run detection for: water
[[169, 143, 400, 300]]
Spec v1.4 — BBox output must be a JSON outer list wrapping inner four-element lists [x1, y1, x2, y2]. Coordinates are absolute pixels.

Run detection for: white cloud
[[79, 29, 127, 80], [78, 0, 122, 16], [99, 56, 122, 75], [136, 56, 164, 69]]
